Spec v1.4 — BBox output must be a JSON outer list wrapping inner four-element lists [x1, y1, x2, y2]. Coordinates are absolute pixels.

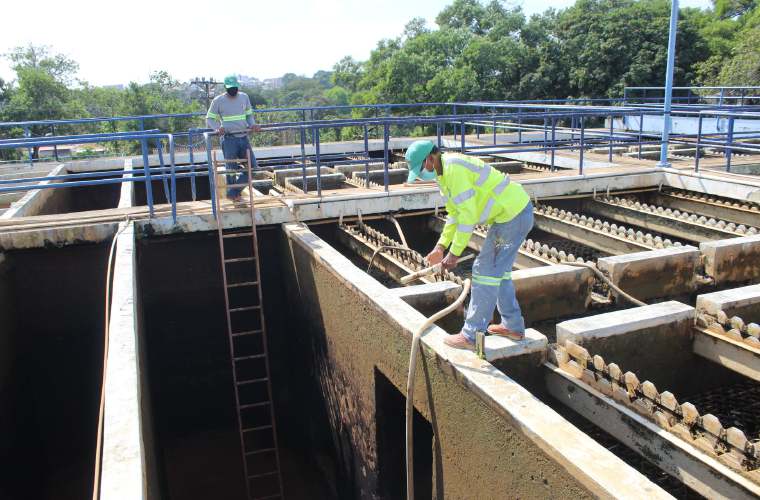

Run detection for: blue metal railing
[[1, 104, 760, 225]]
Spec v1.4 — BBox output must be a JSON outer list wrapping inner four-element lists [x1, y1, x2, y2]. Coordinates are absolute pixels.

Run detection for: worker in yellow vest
[[405, 140, 534, 349]]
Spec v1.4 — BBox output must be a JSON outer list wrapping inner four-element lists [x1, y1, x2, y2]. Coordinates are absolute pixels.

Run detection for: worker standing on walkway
[[206, 75, 261, 201], [405, 140, 533, 349]]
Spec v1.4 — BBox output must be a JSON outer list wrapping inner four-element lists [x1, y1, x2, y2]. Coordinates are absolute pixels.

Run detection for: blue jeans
[[221, 135, 254, 197], [461, 202, 534, 342]]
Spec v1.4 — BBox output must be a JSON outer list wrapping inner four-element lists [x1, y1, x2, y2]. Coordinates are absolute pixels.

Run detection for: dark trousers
[[221, 135, 254, 196]]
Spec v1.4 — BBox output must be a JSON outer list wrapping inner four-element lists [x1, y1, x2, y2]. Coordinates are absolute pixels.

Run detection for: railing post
[[517, 108, 522, 144], [726, 116, 735, 172], [476, 106, 481, 139], [493, 115, 497, 145], [205, 133, 216, 219], [156, 139, 170, 202], [695, 114, 703, 173], [550, 117, 557, 171], [453, 105, 457, 140], [719, 88, 725, 107], [460, 119, 465, 153], [543, 112, 548, 153], [579, 116, 585, 175], [383, 122, 390, 192], [52, 125, 59, 161], [300, 127, 308, 195], [315, 127, 322, 197], [142, 133, 155, 218], [608, 114, 614, 162], [436, 122, 442, 148], [638, 112, 644, 160], [24, 126, 33, 167], [168, 134, 177, 224], [363, 124, 370, 188], [188, 129, 196, 201]]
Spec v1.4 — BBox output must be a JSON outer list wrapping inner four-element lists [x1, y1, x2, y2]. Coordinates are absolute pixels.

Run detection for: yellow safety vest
[[437, 153, 530, 256]]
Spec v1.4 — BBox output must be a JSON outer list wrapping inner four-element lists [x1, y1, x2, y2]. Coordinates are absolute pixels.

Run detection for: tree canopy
[[1, 0, 760, 148]]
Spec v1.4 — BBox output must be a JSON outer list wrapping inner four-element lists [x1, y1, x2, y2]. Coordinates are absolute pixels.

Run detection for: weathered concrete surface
[[597, 246, 700, 301], [693, 328, 760, 382], [282, 222, 670, 499], [663, 170, 760, 204], [545, 366, 760, 500], [0, 222, 119, 251], [696, 283, 760, 318], [389, 281, 463, 309], [557, 302, 698, 394], [284, 173, 346, 193], [351, 169, 408, 185], [513, 264, 594, 322], [700, 235, 760, 286], [100, 222, 147, 500], [0, 164, 66, 219], [272, 166, 331, 186]]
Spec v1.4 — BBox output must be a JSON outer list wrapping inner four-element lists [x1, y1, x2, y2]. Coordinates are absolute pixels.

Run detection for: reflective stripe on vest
[[457, 223, 474, 233], [222, 114, 248, 122], [503, 271, 512, 280], [480, 198, 495, 223], [452, 189, 475, 205], [207, 111, 220, 119], [493, 177, 510, 194], [447, 157, 491, 186], [446, 215, 456, 224]]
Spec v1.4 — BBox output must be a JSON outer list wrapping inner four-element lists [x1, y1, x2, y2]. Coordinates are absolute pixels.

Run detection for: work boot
[[487, 324, 525, 341], [443, 332, 475, 351]]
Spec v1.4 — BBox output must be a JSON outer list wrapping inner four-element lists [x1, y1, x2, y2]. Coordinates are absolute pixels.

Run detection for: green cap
[[224, 75, 240, 89], [404, 140, 435, 182]]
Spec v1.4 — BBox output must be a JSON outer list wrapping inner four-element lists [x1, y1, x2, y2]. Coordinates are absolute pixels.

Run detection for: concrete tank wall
[[0, 242, 110, 500], [279, 226, 599, 499]]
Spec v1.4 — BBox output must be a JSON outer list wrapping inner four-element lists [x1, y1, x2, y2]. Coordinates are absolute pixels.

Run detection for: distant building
[[263, 77, 283, 90]]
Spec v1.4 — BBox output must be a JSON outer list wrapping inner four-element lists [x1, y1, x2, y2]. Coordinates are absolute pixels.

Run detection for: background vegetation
[[2, 0, 759, 155]]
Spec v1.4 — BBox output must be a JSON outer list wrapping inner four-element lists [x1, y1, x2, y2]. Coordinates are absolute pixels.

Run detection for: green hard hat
[[224, 75, 240, 89], [405, 140, 435, 182]]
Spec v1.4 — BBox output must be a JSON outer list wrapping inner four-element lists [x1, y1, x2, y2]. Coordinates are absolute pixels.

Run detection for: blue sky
[[0, 0, 713, 86]]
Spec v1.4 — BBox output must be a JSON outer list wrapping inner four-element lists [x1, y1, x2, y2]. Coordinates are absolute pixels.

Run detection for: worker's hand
[[216, 127, 225, 136], [426, 245, 445, 265], [441, 252, 459, 271], [250, 124, 262, 133]]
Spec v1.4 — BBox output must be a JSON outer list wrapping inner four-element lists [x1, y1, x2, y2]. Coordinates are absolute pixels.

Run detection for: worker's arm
[[444, 167, 479, 257], [436, 204, 458, 250], [206, 98, 222, 132]]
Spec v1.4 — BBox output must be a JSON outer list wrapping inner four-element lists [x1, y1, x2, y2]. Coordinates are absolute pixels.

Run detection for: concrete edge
[[696, 284, 760, 315], [0, 164, 66, 219], [282, 221, 672, 499], [101, 221, 147, 500], [556, 301, 696, 346], [597, 245, 700, 265]]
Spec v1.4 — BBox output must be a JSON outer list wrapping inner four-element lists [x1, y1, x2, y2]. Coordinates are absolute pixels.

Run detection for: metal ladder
[[212, 149, 284, 500]]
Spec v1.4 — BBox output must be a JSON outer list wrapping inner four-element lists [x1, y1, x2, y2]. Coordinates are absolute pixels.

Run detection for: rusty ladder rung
[[229, 305, 262, 313], [227, 280, 259, 288], [223, 232, 254, 239], [237, 377, 269, 386], [248, 471, 279, 479], [239, 401, 271, 410], [243, 424, 273, 433], [232, 329, 263, 337], [224, 256, 256, 264], [245, 447, 277, 456], [235, 354, 267, 362]]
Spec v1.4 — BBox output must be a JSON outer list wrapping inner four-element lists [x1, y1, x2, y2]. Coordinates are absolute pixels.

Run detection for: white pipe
[[405, 278, 471, 500]]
